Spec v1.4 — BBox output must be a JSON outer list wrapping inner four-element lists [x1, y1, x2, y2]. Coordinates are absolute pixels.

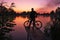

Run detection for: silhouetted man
[[29, 8, 37, 29]]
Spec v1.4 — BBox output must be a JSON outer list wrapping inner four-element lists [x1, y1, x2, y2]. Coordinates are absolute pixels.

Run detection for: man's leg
[[29, 20, 32, 28], [32, 18, 35, 30]]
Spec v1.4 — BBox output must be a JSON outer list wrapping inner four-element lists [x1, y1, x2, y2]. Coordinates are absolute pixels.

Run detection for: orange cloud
[[36, 7, 56, 14]]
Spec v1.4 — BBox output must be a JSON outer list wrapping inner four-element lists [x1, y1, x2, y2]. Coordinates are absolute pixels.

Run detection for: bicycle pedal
[[36, 28, 39, 29], [27, 27, 30, 29]]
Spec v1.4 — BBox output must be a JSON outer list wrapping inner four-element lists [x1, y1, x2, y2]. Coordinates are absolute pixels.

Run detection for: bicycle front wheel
[[35, 21, 42, 29]]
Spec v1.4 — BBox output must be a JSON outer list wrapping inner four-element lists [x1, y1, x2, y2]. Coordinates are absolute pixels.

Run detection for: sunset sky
[[0, 0, 60, 13]]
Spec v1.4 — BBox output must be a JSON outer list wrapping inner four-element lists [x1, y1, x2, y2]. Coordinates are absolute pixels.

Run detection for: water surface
[[10, 16, 51, 40]]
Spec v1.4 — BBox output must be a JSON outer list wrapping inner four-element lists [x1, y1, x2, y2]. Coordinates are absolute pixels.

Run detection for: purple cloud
[[46, 0, 60, 7]]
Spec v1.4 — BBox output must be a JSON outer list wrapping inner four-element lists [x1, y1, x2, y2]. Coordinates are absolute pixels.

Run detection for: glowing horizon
[[0, 0, 60, 13]]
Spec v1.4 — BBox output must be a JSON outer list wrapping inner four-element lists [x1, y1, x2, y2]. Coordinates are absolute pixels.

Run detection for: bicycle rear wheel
[[24, 20, 30, 27]]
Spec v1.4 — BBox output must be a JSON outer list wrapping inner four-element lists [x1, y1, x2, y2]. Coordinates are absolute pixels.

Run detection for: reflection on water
[[10, 16, 51, 40]]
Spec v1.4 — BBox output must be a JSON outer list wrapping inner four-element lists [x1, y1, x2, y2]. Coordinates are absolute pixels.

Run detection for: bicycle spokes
[[35, 21, 42, 29], [24, 20, 42, 29]]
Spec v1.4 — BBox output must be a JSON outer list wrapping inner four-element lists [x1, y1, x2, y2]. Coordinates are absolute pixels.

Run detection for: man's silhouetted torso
[[29, 8, 37, 29]]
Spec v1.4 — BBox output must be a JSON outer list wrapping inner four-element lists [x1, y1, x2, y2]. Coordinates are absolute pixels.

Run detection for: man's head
[[31, 8, 34, 11]]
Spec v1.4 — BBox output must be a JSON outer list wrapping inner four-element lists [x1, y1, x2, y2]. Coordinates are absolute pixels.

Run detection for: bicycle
[[24, 20, 42, 29]]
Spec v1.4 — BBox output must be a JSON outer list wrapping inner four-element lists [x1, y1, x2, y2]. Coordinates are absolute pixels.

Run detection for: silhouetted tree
[[0, 15, 16, 40], [45, 7, 60, 40], [0, 2, 16, 39]]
